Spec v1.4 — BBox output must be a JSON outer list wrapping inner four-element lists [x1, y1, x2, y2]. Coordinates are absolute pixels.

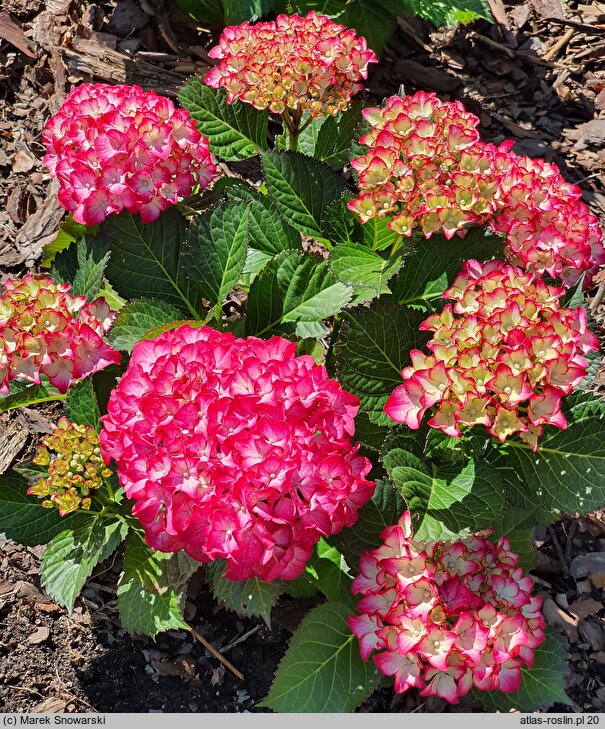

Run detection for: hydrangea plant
[[0, 9, 600, 713]]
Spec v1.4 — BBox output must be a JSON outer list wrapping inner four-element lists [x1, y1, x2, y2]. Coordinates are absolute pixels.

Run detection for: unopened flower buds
[[29, 418, 111, 516]]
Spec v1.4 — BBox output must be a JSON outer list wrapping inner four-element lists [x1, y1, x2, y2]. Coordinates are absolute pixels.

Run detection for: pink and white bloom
[[100, 325, 375, 581], [204, 11, 376, 118], [0, 275, 120, 393], [43, 84, 216, 225], [348, 512, 545, 704]]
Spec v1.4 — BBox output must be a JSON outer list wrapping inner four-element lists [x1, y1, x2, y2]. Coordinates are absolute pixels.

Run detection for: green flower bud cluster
[[27, 417, 111, 516]]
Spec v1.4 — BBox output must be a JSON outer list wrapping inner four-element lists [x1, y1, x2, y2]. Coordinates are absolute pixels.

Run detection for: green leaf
[[262, 152, 345, 240], [341, 0, 398, 54], [173, 0, 224, 24], [335, 298, 429, 425], [64, 379, 100, 431], [314, 103, 363, 169], [207, 561, 282, 626], [353, 411, 391, 452], [391, 228, 503, 310], [42, 215, 91, 267], [41, 516, 128, 611], [178, 81, 268, 162], [117, 530, 196, 637], [489, 508, 539, 571], [117, 579, 189, 637], [107, 299, 183, 353], [322, 196, 364, 248], [334, 480, 405, 568], [312, 539, 353, 606], [185, 203, 250, 317], [0, 380, 65, 413], [382, 448, 505, 541], [284, 569, 319, 598], [493, 394, 605, 520], [401, 0, 492, 27], [329, 243, 404, 292], [71, 237, 110, 301], [224, 183, 301, 255], [245, 250, 352, 336], [95, 209, 201, 318], [260, 601, 382, 712], [360, 216, 400, 252], [475, 630, 570, 711], [0, 470, 89, 545], [222, 0, 274, 23]]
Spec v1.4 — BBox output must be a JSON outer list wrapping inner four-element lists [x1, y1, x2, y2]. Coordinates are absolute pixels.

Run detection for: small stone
[[596, 687, 605, 702], [27, 626, 50, 645], [577, 580, 592, 594], [569, 553, 605, 580], [596, 651, 605, 665], [555, 593, 569, 609]]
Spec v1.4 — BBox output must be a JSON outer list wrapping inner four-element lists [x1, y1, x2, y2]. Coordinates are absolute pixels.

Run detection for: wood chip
[[569, 598, 603, 620], [530, 0, 566, 20], [543, 597, 580, 641], [0, 415, 28, 476], [0, 12, 36, 58]]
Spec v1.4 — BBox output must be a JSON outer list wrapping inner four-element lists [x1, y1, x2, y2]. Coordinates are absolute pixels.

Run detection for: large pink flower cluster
[[349, 512, 545, 704], [204, 12, 377, 118], [348, 91, 605, 285], [43, 83, 216, 226], [0, 275, 120, 394], [384, 260, 599, 449], [99, 325, 375, 581]]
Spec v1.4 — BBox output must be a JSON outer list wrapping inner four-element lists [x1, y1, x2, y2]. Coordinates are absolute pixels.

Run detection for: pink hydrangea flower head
[[348, 91, 605, 286], [348, 92, 497, 239], [204, 11, 377, 118], [99, 325, 375, 581], [489, 153, 605, 286], [348, 511, 545, 703], [384, 259, 599, 449], [42, 83, 217, 225], [0, 274, 120, 394], [28, 417, 112, 516]]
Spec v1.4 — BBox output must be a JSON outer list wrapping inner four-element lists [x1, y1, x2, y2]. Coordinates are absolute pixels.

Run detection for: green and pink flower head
[[28, 417, 111, 516], [99, 325, 375, 582], [348, 511, 545, 703], [0, 275, 120, 394], [349, 91, 605, 286], [42, 83, 216, 226], [384, 260, 599, 449], [204, 11, 377, 118]]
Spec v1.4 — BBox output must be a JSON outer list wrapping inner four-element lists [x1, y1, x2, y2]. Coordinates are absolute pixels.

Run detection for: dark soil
[[1, 0, 605, 714]]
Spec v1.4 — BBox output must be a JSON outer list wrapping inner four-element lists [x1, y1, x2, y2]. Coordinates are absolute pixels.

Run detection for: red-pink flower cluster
[[348, 91, 605, 285], [204, 11, 377, 118], [99, 325, 374, 581], [349, 512, 545, 704], [43, 83, 216, 226], [384, 260, 599, 449], [0, 275, 120, 394]]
